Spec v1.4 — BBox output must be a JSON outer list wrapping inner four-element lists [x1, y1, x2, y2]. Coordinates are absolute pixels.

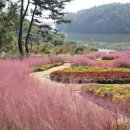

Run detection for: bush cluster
[[32, 62, 64, 72]]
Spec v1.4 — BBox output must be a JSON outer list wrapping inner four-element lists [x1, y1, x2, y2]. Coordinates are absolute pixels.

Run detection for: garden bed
[[81, 84, 130, 116], [50, 66, 130, 84]]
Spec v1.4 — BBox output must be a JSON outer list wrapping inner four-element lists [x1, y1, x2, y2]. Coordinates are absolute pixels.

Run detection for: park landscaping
[[49, 51, 130, 123], [1, 0, 130, 129], [0, 51, 130, 130]]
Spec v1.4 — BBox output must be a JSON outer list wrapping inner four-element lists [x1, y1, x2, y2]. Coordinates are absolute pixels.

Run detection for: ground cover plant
[[0, 58, 119, 130], [81, 84, 130, 117], [32, 62, 64, 72], [50, 66, 130, 84], [82, 84, 130, 102]]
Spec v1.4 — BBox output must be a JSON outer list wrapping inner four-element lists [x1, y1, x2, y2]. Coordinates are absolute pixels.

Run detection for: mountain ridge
[[57, 3, 130, 34]]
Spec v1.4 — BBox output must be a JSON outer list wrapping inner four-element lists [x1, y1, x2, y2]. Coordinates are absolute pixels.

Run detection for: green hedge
[[32, 62, 64, 72], [50, 66, 130, 84]]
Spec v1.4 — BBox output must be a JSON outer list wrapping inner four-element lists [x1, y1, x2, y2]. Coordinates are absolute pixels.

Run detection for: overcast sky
[[65, 0, 130, 12]]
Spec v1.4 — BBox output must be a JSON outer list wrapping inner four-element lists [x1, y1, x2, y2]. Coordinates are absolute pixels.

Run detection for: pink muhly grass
[[22, 55, 63, 66], [0, 59, 118, 130], [108, 51, 130, 59], [112, 58, 130, 68], [87, 52, 106, 60], [3, 55, 63, 67], [64, 55, 96, 66]]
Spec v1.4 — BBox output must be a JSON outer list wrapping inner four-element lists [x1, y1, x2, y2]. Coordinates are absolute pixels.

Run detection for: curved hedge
[[32, 62, 64, 72], [50, 66, 130, 84]]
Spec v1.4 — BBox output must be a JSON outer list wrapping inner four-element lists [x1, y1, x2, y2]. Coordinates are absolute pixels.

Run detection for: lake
[[64, 33, 130, 43], [64, 33, 130, 49]]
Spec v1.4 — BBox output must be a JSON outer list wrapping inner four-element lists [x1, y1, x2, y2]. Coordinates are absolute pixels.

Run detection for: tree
[[0, 0, 5, 10], [18, 0, 72, 56], [0, 1, 18, 53], [18, 0, 30, 56]]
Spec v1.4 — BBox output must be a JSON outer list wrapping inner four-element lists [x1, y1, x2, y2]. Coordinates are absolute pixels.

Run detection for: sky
[[65, 0, 130, 12]]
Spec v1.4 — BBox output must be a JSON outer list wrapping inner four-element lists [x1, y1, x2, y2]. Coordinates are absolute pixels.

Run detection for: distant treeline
[[57, 3, 130, 34]]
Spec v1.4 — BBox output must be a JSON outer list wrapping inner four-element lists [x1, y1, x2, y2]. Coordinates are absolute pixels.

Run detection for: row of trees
[[57, 3, 130, 34], [0, 0, 72, 56]]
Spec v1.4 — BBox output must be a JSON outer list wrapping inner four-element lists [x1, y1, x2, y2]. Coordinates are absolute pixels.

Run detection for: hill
[[57, 3, 130, 34]]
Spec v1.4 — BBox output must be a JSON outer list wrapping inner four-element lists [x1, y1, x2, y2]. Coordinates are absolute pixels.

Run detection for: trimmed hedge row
[[50, 66, 130, 84], [32, 62, 64, 72]]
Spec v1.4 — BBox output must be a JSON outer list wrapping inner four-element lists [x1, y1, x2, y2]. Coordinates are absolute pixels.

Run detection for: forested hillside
[[57, 3, 130, 34]]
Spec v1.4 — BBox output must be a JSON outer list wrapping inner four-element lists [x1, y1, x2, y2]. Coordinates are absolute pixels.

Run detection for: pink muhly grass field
[[0, 59, 117, 130], [4, 55, 63, 67], [64, 55, 96, 66], [21, 55, 63, 66], [112, 58, 130, 68], [87, 52, 106, 60]]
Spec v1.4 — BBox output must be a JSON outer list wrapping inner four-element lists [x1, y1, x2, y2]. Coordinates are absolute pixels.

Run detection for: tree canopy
[[17, 0, 72, 56], [0, 0, 72, 56]]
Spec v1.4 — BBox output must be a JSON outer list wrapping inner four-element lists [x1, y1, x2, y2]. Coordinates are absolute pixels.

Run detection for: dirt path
[[31, 63, 71, 79], [30, 63, 82, 91]]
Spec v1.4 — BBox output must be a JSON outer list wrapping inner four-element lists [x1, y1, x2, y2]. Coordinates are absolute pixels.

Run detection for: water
[[64, 33, 130, 49], [64, 33, 130, 43]]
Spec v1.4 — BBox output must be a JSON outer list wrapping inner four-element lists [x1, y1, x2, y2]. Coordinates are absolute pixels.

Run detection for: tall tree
[[0, 1, 18, 53], [18, 0, 71, 56], [18, 0, 30, 56], [0, 0, 6, 9]]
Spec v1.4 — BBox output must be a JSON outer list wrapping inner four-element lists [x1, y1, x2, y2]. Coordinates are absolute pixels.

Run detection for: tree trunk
[[18, 0, 30, 56], [18, 0, 24, 56], [25, 4, 37, 55]]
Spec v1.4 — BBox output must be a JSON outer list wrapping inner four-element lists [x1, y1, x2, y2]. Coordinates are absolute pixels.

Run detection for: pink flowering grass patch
[[0, 60, 117, 130], [64, 55, 96, 66], [112, 58, 130, 68], [109, 51, 130, 59], [22, 55, 63, 66], [2, 55, 64, 67], [65, 51, 130, 68], [87, 52, 106, 60]]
